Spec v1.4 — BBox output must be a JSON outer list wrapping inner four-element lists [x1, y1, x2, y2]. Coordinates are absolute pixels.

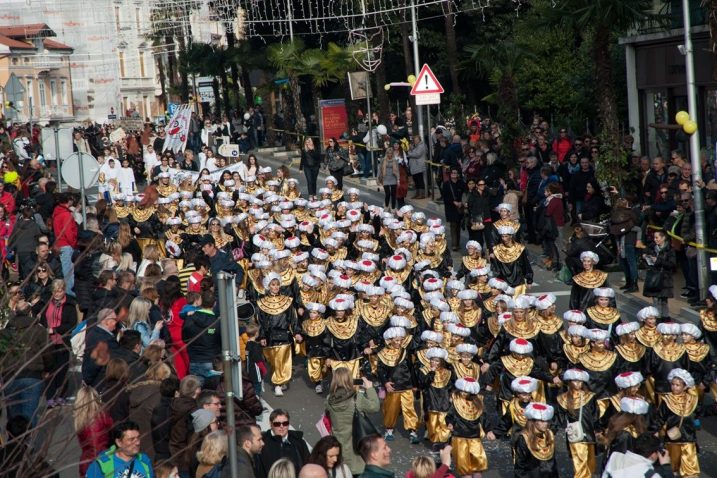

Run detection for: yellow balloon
[[384, 84, 391, 91], [675, 110, 690, 125], [683, 120, 698, 135], [407, 74, 417, 85]]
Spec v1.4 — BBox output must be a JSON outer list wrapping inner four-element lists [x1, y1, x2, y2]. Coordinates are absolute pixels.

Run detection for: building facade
[[621, 1, 717, 159], [0, 0, 163, 124], [0, 24, 75, 123]]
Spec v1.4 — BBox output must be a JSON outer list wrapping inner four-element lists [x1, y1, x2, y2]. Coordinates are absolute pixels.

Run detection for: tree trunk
[[290, 76, 306, 133], [375, 60, 390, 122], [212, 78, 222, 117], [241, 65, 254, 108], [176, 34, 189, 101], [219, 68, 231, 118], [156, 55, 167, 109], [225, 28, 243, 111], [593, 25, 624, 185], [400, 17, 417, 117], [165, 36, 177, 90], [443, 1, 461, 95]]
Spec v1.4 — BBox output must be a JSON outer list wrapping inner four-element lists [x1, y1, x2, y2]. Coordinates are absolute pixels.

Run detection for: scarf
[[545, 193, 563, 205], [567, 162, 580, 175], [46, 297, 65, 345]]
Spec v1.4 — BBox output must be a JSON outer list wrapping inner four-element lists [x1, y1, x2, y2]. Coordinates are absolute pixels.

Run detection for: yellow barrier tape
[[646, 223, 717, 254]]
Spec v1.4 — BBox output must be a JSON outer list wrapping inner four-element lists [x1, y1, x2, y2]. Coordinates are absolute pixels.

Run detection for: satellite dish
[[62, 152, 100, 190]]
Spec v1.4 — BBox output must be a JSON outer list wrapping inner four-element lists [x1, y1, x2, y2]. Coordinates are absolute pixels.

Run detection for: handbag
[[315, 411, 332, 437], [557, 264, 573, 284], [352, 395, 379, 452], [342, 162, 353, 176], [666, 415, 684, 441], [643, 268, 664, 294], [566, 399, 585, 443], [470, 215, 485, 231]]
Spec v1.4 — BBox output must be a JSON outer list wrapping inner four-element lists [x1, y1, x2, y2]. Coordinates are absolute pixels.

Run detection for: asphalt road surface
[[36, 151, 717, 477]]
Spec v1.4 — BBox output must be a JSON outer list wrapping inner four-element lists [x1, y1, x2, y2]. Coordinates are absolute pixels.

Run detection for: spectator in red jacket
[[74, 385, 113, 477], [0, 180, 16, 215], [52, 193, 78, 295], [552, 127, 573, 163]]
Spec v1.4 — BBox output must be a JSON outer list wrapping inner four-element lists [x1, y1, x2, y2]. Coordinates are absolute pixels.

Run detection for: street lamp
[[679, 0, 710, 300]]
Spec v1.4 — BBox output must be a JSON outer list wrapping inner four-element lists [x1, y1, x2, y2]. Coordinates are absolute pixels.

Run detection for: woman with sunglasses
[[24, 261, 54, 315]]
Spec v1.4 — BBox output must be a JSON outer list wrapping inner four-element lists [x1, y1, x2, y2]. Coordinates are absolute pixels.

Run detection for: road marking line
[[530, 290, 571, 296]]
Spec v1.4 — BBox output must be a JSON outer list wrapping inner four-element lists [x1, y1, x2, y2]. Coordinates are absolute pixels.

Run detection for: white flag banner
[[163, 104, 192, 154]]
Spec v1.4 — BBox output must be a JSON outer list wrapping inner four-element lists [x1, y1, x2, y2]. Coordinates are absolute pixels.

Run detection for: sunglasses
[[272, 420, 290, 427], [660, 191, 669, 194], [478, 182, 486, 186], [38, 268, 47, 272]]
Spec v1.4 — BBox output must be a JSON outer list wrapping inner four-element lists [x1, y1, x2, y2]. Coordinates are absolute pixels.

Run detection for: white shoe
[[274, 385, 284, 396], [315, 384, 323, 394]]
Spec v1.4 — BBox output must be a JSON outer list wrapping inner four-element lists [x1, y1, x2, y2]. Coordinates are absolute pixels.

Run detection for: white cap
[[534, 293, 557, 310], [488, 278, 509, 291], [383, 326, 407, 340], [457, 289, 478, 301], [587, 328, 609, 342], [494, 294, 515, 308], [311, 248, 329, 260], [423, 277, 443, 292], [333, 274, 352, 289], [456, 343, 478, 355], [421, 330, 443, 344], [680, 323, 702, 339], [636, 306, 660, 321], [524, 402, 554, 421], [390, 315, 413, 329], [431, 300, 451, 313], [513, 295, 533, 310], [567, 325, 588, 337], [709, 284, 717, 301], [305, 302, 326, 314], [425, 347, 449, 361], [455, 377, 480, 394], [509, 338, 533, 355], [580, 251, 599, 264], [616, 321, 640, 336], [262, 272, 281, 290], [593, 287, 615, 298], [620, 397, 650, 415], [563, 368, 590, 382], [446, 279, 466, 291], [657, 322, 681, 335], [615, 371, 644, 389], [393, 297, 414, 310], [440, 311, 459, 324], [466, 240, 481, 251], [329, 297, 353, 311], [511, 376, 538, 394], [387, 254, 407, 270], [667, 369, 695, 388], [563, 310, 587, 324], [446, 323, 470, 337], [496, 203, 513, 212], [497, 225, 516, 235]]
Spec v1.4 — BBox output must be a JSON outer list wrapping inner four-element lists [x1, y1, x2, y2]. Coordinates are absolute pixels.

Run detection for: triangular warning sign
[[410, 64, 444, 95]]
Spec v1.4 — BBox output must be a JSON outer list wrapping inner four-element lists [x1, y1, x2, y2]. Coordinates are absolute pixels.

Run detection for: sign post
[[410, 64, 443, 200]]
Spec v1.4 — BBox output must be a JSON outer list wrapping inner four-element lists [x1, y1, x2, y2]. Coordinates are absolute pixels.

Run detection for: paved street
[[38, 151, 717, 477]]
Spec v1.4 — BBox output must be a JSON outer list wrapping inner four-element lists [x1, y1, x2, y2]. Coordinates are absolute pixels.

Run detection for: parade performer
[[299, 302, 328, 394], [584, 287, 620, 341], [490, 225, 533, 296], [513, 402, 558, 478], [569, 251, 608, 311], [257, 272, 299, 397], [417, 347, 452, 447], [446, 377, 496, 478]]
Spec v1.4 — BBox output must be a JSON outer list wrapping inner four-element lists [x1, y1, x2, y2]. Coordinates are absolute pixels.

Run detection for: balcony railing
[[34, 55, 64, 71], [121, 77, 155, 91]]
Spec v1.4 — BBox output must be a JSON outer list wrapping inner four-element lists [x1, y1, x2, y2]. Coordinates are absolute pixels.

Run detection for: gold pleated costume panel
[[425, 411, 451, 443], [382, 390, 419, 431], [451, 436, 488, 474], [263, 343, 292, 385], [567, 442, 596, 478], [307, 357, 325, 383], [329, 358, 361, 379], [666, 442, 700, 477]]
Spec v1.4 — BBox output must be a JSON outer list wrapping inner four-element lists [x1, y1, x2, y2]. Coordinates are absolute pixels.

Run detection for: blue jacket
[[85, 446, 154, 478]]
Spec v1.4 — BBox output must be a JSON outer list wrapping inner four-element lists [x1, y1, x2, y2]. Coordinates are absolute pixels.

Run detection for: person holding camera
[[603, 433, 674, 478], [325, 368, 379, 476]]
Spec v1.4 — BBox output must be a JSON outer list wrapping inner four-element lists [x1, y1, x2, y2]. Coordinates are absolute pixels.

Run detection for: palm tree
[[299, 43, 355, 114], [465, 40, 532, 157], [267, 39, 307, 133], [546, 0, 656, 185]]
